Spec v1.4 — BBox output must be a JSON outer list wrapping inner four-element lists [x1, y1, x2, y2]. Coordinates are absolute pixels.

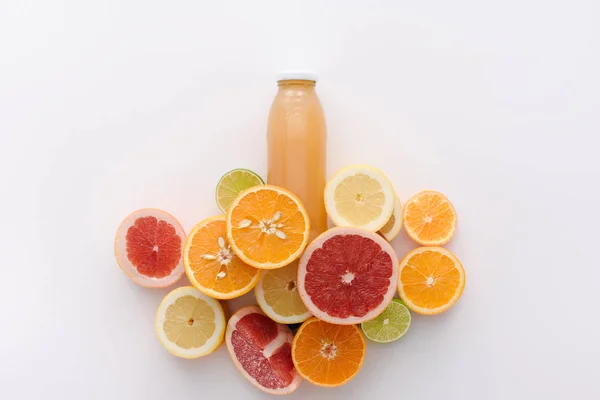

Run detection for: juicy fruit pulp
[[227, 185, 310, 269], [226, 306, 301, 395], [114, 209, 185, 288], [267, 79, 328, 242], [292, 318, 366, 387], [127, 216, 181, 278], [184, 216, 260, 299], [324, 165, 395, 232], [298, 227, 399, 325], [361, 298, 411, 343], [403, 190, 456, 246], [155, 286, 225, 358], [163, 296, 214, 348], [398, 247, 465, 315], [255, 261, 311, 324], [216, 169, 264, 213]]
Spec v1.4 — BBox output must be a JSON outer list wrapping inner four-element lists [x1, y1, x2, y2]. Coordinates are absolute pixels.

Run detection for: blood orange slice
[[297, 227, 399, 325], [114, 209, 185, 288], [225, 306, 301, 395]]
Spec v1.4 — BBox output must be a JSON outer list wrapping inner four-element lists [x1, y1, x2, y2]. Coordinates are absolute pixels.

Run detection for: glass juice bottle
[[267, 71, 328, 242]]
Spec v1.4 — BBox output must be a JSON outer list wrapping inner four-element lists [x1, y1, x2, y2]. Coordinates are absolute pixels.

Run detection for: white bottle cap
[[276, 70, 319, 82]]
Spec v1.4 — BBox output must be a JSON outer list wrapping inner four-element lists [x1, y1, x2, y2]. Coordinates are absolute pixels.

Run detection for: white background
[[1, 1, 599, 399]]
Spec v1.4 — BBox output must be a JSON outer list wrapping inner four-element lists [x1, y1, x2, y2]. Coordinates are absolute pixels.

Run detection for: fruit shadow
[[389, 229, 419, 262], [361, 304, 466, 385], [224, 291, 258, 318], [157, 343, 244, 392]]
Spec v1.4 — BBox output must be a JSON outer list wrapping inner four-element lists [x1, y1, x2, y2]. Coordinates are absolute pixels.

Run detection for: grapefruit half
[[297, 227, 399, 325], [225, 306, 301, 395], [114, 208, 186, 288]]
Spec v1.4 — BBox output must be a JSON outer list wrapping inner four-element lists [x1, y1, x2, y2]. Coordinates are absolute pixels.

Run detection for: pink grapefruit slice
[[225, 306, 301, 395], [114, 208, 186, 288], [297, 227, 399, 325]]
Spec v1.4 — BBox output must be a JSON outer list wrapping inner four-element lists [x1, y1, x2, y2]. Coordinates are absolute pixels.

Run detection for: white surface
[[1, 1, 599, 399]]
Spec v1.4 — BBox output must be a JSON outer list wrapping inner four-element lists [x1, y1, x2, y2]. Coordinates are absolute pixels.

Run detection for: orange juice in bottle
[[267, 71, 327, 241]]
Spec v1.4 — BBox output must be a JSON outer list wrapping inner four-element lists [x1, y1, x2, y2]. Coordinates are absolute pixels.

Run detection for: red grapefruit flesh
[[114, 209, 185, 288], [226, 306, 301, 395], [297, 227, 399, 325]]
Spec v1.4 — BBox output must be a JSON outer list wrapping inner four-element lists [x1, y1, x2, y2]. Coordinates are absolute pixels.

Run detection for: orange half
[[226, 185, 310, 269], [403, 190, 457, 246], [398, 247, 465, 315], [292, 318, 366, 387], [184, 216, 260, 299]]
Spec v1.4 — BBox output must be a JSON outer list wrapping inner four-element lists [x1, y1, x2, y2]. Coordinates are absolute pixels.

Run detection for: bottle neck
[[277, 79, 316, 88]]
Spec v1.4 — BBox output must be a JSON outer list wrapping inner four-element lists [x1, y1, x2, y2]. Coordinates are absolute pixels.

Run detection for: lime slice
[[215, 169, 264, 213], [360, 298, 411, 343]]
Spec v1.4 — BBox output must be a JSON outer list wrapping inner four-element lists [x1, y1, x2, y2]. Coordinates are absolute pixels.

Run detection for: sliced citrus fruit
[[361, 298, 411, 343], [398, 247, 465, 315], [297, 227, 399, 325], [183, 215, 260, 300], [292, 317, 366, 387], [225, 306, 301, 395], [154, 286, 225, 358], [215, 168, 264, 213], [114, 208, 185, 288], [379, 195, 403, 241], [255, 261, 312, 324], [324, 165, 395, 232], [403, 190, 457, 245], [226, 185, 310, 269]]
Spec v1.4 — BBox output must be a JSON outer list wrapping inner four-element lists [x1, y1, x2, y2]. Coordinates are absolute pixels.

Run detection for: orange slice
[[226, 185, 310, 269], [403, 190, 457, 245], [398, 247, 465, 315], [292, 318, 366, 387], [184, 216, 260, 299]]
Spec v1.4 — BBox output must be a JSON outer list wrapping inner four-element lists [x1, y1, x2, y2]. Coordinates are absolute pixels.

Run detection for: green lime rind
[[361, 298, 411, 343], [215, 168, 264, 213]]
